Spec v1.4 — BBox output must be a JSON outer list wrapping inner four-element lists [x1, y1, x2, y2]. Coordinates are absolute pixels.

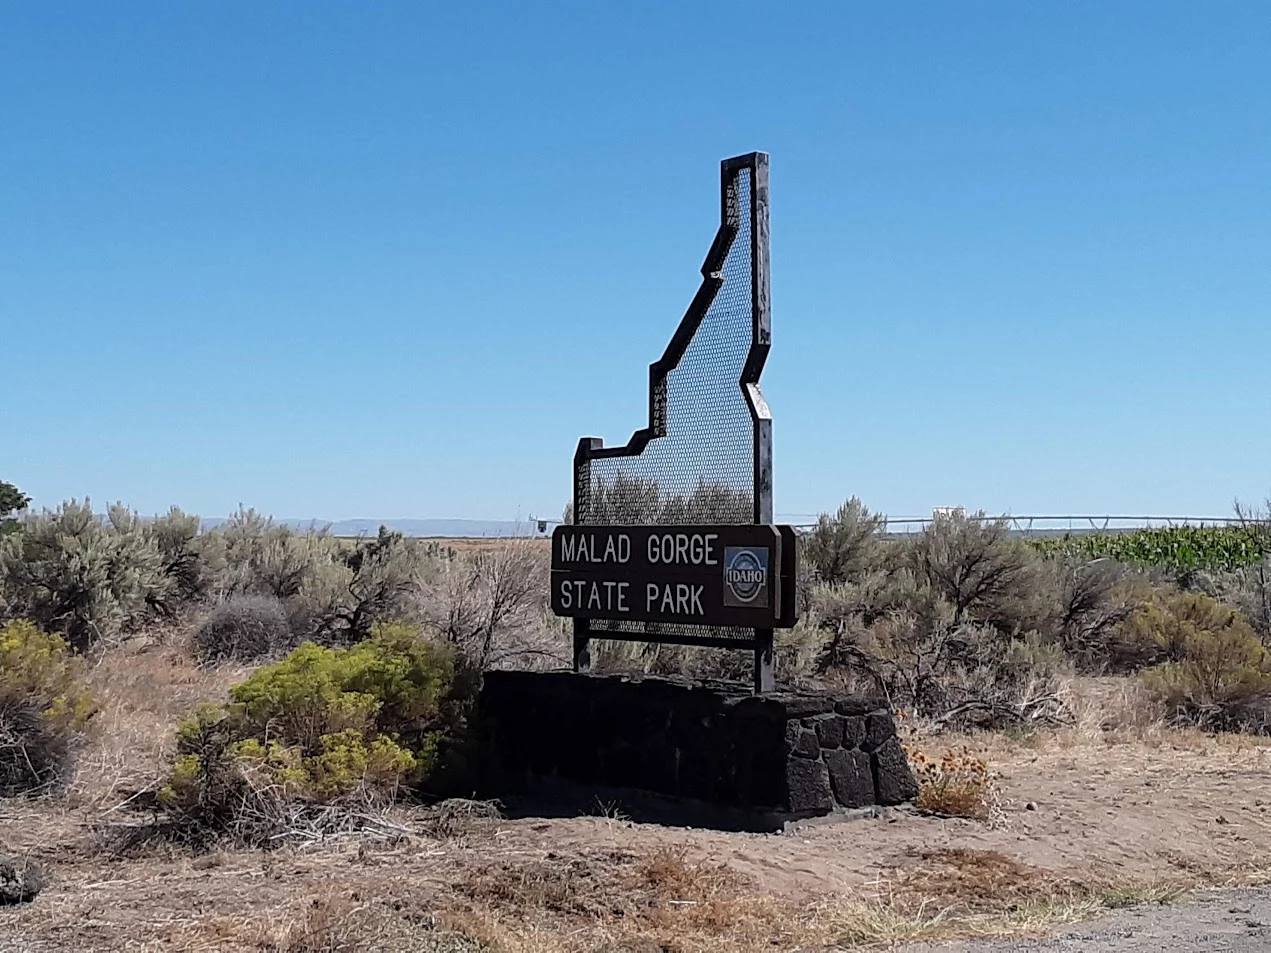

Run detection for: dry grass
[[893, 848, 1092, 915], [254, 892, 383, 953], [831, 893, 1108, 947], [70, 627, 250, 810], [6, 638, 1271, 952], [0, 830, 1208, 953], [248, 889, 489, 953], [904, 744, 997, 821], [829, 848, 1188, 948], [451, 845, 812, 952], [415, 798, 504, 843], [920, 676, 1271, 764]]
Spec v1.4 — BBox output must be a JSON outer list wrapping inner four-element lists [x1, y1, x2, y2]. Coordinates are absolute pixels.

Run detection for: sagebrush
[[0, 501, 173, 651], [1135, 591, 1271, 731]]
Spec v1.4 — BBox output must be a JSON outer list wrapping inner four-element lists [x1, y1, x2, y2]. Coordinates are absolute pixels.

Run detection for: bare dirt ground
[[3, 640, 1271, 951]]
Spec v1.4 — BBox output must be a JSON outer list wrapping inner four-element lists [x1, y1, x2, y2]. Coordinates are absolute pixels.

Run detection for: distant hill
[[195, 513, 820, 538], [197, 517, 547, 538]]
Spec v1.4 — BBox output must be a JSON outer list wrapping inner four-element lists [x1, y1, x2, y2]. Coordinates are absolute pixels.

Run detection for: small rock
[[1025, 801, 1038, 811], [1230, 906, 1252, 914], [0, 856, 44, 906], [1216, 815, 1231, 825]]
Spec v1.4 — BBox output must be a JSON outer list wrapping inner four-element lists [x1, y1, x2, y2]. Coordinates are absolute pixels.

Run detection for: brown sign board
[[551, 524, 798, 629]]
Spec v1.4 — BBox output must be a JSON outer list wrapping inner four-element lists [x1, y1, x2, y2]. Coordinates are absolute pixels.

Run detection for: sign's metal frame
[[569, 152, 781, 693]]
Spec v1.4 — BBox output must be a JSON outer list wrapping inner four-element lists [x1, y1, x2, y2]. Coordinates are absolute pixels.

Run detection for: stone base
[[477, 671, 918, 830]]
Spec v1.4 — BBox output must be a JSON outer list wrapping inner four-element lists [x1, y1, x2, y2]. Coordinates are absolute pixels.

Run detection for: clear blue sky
[[3, 3, 1269, 522]]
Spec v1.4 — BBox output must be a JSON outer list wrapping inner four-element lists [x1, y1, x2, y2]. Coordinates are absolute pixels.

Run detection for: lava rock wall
[[478, 670, 917, 824]]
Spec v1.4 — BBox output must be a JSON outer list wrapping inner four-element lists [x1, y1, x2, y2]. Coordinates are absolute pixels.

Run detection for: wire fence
[[864, 515, 1260, 537], [527, 513, 1264, 538]]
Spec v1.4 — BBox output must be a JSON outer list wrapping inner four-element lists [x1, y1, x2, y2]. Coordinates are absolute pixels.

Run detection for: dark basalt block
[[787, 724, 821, 759], [863, 710, 897, 752], [477, 670, 917, 828], [825, 747, 875, 808], [808, 713, 844, 750], [786, 757, 833, 814], [839, 714, 866, 750], [872, 736, 920, 805]]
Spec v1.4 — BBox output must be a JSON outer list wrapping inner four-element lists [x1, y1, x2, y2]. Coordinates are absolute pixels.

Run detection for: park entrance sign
[[481, 149, 917, 823], [554, 151, 797, 692], [551, 523, 797, 629]]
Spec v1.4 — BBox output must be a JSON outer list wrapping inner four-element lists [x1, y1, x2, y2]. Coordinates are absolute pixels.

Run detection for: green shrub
[[158, 623, 471, 841], [831, 609, 1071, 729], [1047, 559, 1148, 670], [802, 512, 1075, 727], [1198, 561, 1271, 640], [420, 541, 548, 669], [0, 501, 171, 651], [1132, 592, 1271, 730], [900, 511, 1040, 628], [0, 620, 96, 795]]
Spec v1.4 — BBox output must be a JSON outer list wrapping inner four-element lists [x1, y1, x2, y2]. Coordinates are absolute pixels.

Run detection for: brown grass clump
[[899, 847, 1184, 919], [829, 848, 1183, 947], [255, 892, 378, 953], [453, 845, 811, 952], [898, 848, 1088, 914], [459, 850, 633, 918], [242, 888, 488, 953], [70, 628, 248, 808], [904, 742, 996, 820], [252, 890, 483, 953], [415, 797, 503, 843]]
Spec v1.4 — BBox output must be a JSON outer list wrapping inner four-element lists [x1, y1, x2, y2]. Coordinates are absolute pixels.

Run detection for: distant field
[[429, 535, 551, 553], [334, 534, 552, 554]]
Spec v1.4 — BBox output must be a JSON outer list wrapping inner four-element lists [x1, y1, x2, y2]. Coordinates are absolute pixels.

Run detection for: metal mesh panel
[[574, 159, 766, 646]]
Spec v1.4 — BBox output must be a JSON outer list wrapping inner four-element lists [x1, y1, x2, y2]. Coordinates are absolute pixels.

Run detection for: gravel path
[[903, 888, 1271, 952]]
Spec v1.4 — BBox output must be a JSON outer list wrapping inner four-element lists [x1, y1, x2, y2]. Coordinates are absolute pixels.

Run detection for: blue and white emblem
[[723, 546, 769, 607]]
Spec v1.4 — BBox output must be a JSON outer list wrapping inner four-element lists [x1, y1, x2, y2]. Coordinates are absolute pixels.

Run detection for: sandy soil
[[4, 734, 1271, 951], [5, 641, 1271, 951]]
